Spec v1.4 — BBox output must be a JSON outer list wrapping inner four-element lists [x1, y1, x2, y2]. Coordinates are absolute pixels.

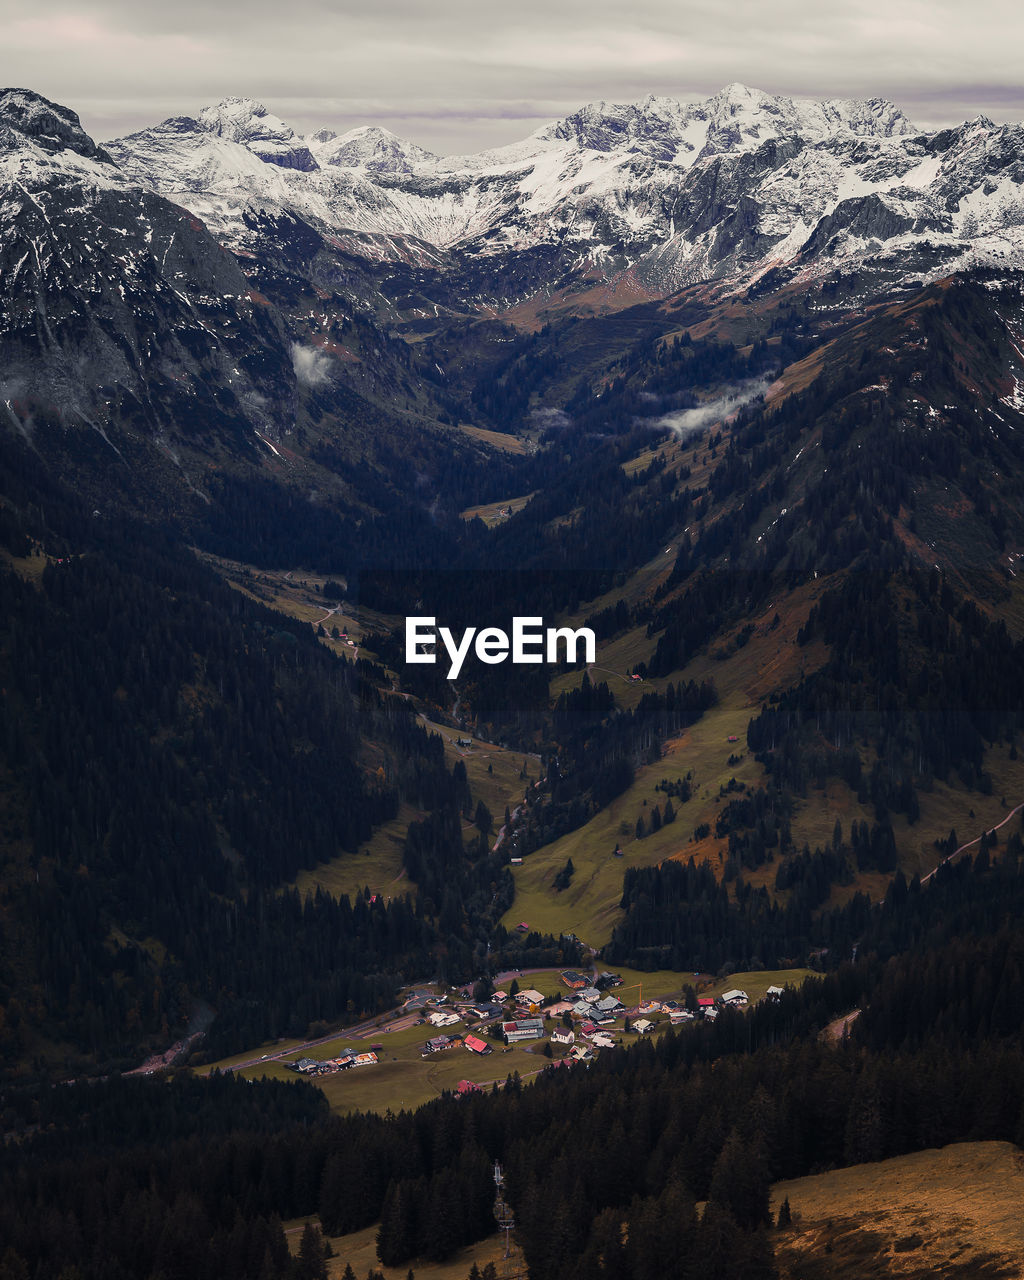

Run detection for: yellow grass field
[[772, 1141, 1024, 1279], [460, 492, 535, 524], [204, 1014, 553, 1116]]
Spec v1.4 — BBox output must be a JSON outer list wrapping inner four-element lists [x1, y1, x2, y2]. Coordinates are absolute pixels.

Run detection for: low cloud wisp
[[652, 376, 771, 439], [290, 343, 333, 389]]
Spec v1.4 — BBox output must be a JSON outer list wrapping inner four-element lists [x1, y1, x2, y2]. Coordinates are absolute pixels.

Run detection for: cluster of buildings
[[289, 1049, 378, 1075], [285, 975, 790, 1083]]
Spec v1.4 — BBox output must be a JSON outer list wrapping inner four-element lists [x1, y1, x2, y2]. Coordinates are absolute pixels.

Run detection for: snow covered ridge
[[5, 83, 1024, 307], [95, 82, 1024, 296]]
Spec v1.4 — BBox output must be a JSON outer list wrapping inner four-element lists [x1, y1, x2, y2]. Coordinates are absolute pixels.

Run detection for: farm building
[[721, 989, 749, 1005], [502, 1018, 544, 1043]]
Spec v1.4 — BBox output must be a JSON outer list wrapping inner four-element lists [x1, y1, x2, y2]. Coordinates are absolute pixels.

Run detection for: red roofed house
[[464, 1034, 492, 1055]]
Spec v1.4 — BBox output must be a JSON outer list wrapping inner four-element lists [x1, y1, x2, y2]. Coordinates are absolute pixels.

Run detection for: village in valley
[[276, 965, 791, 1100]]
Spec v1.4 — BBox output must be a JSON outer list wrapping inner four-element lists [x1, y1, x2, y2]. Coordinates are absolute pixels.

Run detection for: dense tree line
[[9, 847, 1024, 1278]]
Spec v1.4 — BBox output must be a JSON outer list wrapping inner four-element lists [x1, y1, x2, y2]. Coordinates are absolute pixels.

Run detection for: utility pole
[[493, 1162, 525, 1280]]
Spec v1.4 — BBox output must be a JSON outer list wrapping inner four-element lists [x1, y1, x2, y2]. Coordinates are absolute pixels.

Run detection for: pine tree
[[297, 1223, 328, 1280]]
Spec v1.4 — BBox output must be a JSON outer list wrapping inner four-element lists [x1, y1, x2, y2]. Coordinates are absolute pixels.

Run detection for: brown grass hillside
[[772, 1141, 1024, 1278]]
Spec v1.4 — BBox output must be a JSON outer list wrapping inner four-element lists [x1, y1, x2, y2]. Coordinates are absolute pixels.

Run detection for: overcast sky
[[5, 0, 1024, 153]]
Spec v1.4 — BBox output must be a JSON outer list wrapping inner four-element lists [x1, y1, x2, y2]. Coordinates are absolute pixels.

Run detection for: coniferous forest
[[4, 66, 1024, 1278]]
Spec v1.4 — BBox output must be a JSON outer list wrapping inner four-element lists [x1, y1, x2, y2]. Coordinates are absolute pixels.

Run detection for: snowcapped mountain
[[0, 87, 325, 501], [197, 96, 319, 172], [100, 85, 1024, 319], [311, 126, 439, 175]]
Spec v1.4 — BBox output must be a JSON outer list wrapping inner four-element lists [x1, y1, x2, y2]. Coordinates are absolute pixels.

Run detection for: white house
[[551, 1027, 574, 1046], [633, 1019, 654, 1035], [721, 989, 748, 1006]]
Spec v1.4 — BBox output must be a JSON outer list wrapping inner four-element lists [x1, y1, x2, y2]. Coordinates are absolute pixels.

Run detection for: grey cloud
[[6, 0, 1024, 154]]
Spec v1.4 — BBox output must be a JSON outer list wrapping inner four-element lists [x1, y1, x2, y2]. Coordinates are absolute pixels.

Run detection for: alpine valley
[[3, 80, 1024, 1280]]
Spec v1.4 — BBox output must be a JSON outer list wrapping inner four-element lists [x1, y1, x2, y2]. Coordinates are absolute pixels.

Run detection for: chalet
[[463, 1004, 498, 1022], [579, 1021, 599, 1038], [551, 1027, 574, 1046], [424, 1035, 461, 1054], [594, 995, 623, 1016], [464, 1034, 493, 1055], [502, 1018, 544, 1043], [591, 1033, 616, 1050], [456, 1080, 481, 1095], [492, 991, 508, 1002], [669, 1009, 695, 1024], [456, 738, 473, 748], [704, 1008, 719, 1022], [766, 985, 785, 999], [721, 989, 748, 1006], [579, 987, 601, 1003], [633, 1019, 654, 1035], [568, 1045, 595, 1063], [571, 1000, 593, 1018], [697, 997, 716, 1009], [598, 972, 623, 988], [427, 1010, 462, 1028], [515, 989, 545, 1007], [560, 970, 589, 990]]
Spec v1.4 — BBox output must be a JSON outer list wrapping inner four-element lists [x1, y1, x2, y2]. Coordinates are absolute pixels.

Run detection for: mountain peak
[[0, 87, 108, 161], [310, 125, 439, 174], [196, 97, 318, 171]]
